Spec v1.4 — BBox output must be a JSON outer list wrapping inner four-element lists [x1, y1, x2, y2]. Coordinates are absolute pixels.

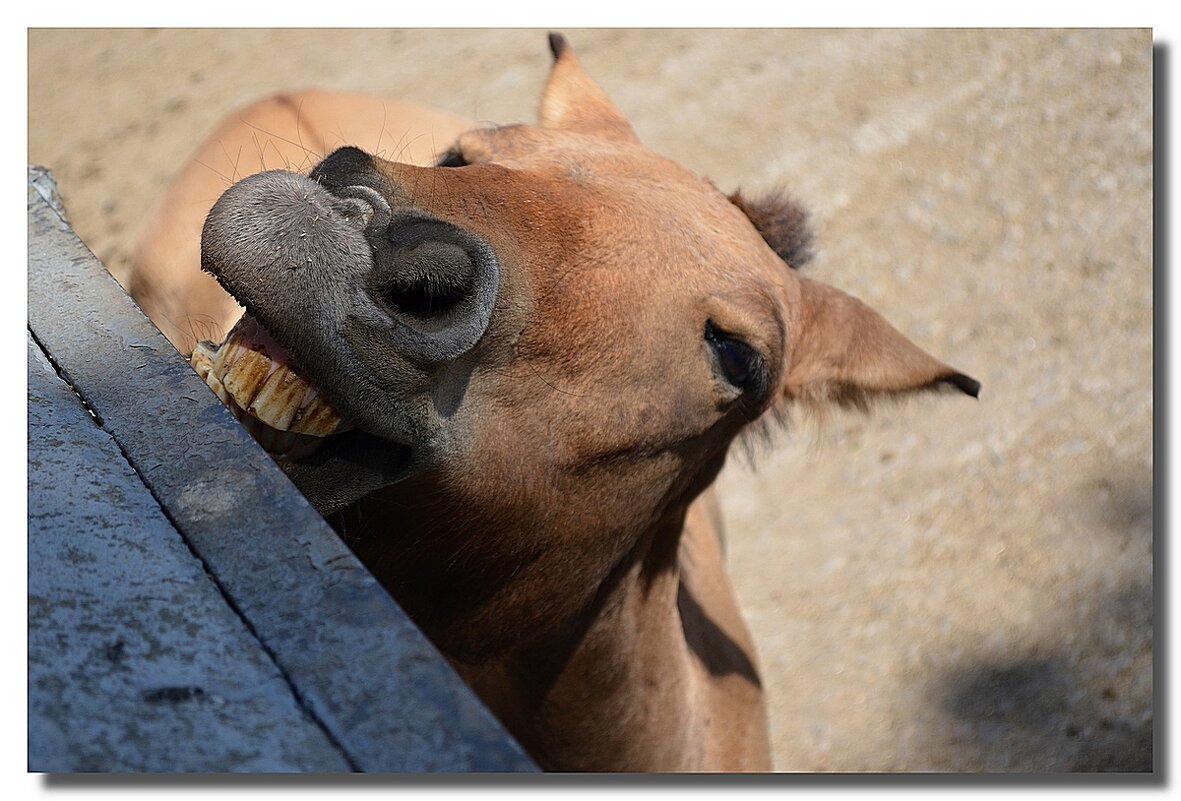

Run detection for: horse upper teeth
[[189, 334, 346, 443], [190, 340, 230, 404], [190, 340, 217, 380], [248, 361, 307, 431], [288, 391, 343, 436], [220, 347, 275, 411]]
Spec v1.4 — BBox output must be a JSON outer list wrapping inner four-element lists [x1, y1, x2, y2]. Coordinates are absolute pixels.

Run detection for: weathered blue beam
[[29, 334, 353, 772]]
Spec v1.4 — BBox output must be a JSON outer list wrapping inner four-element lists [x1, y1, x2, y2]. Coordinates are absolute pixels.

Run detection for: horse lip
[[218, 312, 417, 450], [278, 429, 416, 516]]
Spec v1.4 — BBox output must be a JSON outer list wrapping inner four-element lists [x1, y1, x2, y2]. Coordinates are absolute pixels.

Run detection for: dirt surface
[[28, 28, 1154, 772]]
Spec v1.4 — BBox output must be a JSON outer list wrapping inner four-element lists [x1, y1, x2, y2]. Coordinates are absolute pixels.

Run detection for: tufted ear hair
[[785, 275, 980, 409], [730, 187, 814, 269], [539, 33, 639, 143]]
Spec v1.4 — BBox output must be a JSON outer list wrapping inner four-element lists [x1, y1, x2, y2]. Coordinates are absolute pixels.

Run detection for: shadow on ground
[[937, 467, 1153, 773]]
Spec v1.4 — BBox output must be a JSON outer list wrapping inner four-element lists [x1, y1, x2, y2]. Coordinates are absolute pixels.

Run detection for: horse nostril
[[363, 213, 500, 363], [377, 239, 475, 320]]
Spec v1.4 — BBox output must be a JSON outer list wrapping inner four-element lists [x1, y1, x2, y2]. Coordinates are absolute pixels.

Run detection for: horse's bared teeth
[[210, 335, 244, 377], [220, 347, 275, 411], [189, 320, 350, 443], [289, 392, 344, 436], [191, 340, 218, 381], [248, 363, 307, 431]]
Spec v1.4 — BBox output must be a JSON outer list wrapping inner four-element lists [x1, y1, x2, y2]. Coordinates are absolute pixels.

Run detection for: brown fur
[[130, 35, 976, 772]]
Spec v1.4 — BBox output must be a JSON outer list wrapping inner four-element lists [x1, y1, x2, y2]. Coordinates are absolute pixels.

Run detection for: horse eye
[[704, 321, 768, 396]]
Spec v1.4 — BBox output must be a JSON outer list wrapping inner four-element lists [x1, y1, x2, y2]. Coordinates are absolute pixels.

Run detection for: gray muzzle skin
[[200, 167, 501, 512], [203, 168, 500, 363]]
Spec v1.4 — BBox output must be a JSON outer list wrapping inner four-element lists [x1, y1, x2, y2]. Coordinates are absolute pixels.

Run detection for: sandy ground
[[28, 28, 1154, 772]]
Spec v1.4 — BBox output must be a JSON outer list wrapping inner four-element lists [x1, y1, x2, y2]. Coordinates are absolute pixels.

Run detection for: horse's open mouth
[[191, 313, 351, 462]]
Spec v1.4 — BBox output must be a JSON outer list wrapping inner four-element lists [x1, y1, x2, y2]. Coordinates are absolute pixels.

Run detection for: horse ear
[[785, 276, 980, 408], [539, 33, 639, 142]]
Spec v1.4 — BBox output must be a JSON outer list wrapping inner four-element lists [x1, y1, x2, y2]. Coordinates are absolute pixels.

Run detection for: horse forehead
[[454, 142, 781, 296], [568, 166, 763, 252]]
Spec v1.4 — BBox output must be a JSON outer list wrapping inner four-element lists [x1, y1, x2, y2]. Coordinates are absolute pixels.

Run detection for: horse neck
[[456, 515, 704, 771]]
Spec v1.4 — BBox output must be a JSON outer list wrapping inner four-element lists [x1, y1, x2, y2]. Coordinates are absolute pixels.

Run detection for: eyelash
[[704, 320, 769, 399]]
